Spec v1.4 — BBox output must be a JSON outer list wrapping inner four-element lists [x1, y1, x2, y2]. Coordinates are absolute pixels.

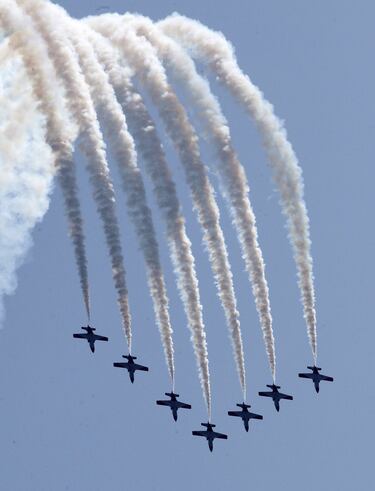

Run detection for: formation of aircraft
[[113, 354, 149, 383], [73, 323, 333, 452], [156, 392, 192, 421], [258, 384, 293, 412], [192, 422, 228, 452], [228, 403, 263, 432], [72, 325, 108, 353], [298, 366, 334, 393]]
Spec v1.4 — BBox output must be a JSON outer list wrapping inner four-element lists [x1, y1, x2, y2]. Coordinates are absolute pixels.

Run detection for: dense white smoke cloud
[[1, 2, 91, 321], [0, 23, 54, 323]]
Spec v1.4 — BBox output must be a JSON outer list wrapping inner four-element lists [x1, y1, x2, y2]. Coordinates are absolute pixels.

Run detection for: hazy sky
[[1, 1, 373, 490]]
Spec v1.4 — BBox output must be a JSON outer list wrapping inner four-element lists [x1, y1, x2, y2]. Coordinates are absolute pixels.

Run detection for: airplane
[[156, 392, 192, 421], [73, 325, 108, 353], [113, 354, 148, 383], [192, 422, 228, 452], [228, 403, 263, 432], [298, 366, 334, 393], [258, 384, 293, 412]]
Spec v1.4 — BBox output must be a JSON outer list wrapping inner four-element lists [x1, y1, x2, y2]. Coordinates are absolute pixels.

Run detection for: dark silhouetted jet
[[156, 392, 192, 421], [298, 366, 334, 393], [113, 354, 148, 383], [258, 384, 293, 412], [228, 403, 263, 432], [73, 325, 108, 353], [192, 422, 228, 452]]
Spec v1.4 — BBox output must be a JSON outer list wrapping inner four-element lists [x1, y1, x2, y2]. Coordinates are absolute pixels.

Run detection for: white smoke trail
[[89, 13, 240, 412], [16, 0, 133, 350], [81, 26, 207, 393], [49, 6, 176, 384], [0, 22, 53, 324], [1, 2, 91, 321], [129, 15, 276, 385], [160, 15, 317, 363], [88, 15, 218, 418]]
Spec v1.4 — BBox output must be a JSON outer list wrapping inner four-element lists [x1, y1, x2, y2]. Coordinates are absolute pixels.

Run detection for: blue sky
[[0, 1, 373, 490]]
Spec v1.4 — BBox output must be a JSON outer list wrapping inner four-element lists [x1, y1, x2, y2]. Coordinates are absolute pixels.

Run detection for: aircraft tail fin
[[202, 422, 216, 428], [237, 403, 251, 409], [123, 354, 137, 360]]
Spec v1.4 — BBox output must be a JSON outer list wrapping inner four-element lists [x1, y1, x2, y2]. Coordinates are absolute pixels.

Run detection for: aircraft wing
[[298, 373, 314, 379], [320, 375, 334, 382], [134, 363, 148, 372], [279, 393, 293, 400], [192, 430, 208, 437], [176, 401, 191, 409], [212, 431, 228, 440], [73, 333, 88, 339], [94, 334, 108, 342], [156, 400, 171, 407], [258, 391, 273, 397], [250, 413, 263, 420], [228, 410, 242, 417], [113, 362, 128, 369]]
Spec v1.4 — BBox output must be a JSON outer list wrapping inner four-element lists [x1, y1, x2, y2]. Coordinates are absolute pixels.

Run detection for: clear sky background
[[0, 1, 373, 490]]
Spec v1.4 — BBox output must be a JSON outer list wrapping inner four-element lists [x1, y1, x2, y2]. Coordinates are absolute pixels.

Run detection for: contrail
[[0, 3, 321, 405], [16, 0, 133, 350], [89, 13, 241, 412], [2, 2, 91, 320], [130, 15, 276, 384], [160, 15, 318, 363], [49, 6, 175, 384], [83, 26, 207, 393], [0, 6, 54, 324]]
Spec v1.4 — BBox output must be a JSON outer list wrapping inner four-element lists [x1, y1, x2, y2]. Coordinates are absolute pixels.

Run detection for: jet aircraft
[[228, 403, 263, 432], [192, 422, 228, 452], [113, 354, 149, 383], [73, 325, 108, 353], [258, 384, 293, 412], [298, 366, 334, 393], [156, 392, 192, 421]]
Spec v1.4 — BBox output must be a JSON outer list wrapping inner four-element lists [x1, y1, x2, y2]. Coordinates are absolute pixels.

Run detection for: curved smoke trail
[[160, 15, 317, 363], [3, 3, 90, 321], [0, 3, 319, 415], [130, 15, 276, 384], [88, 13, 240, 415], [82, 25, 207, 393], [0, 19, 53, 324], [51, 7, 175, 384], [16, 0, 133, 351]]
